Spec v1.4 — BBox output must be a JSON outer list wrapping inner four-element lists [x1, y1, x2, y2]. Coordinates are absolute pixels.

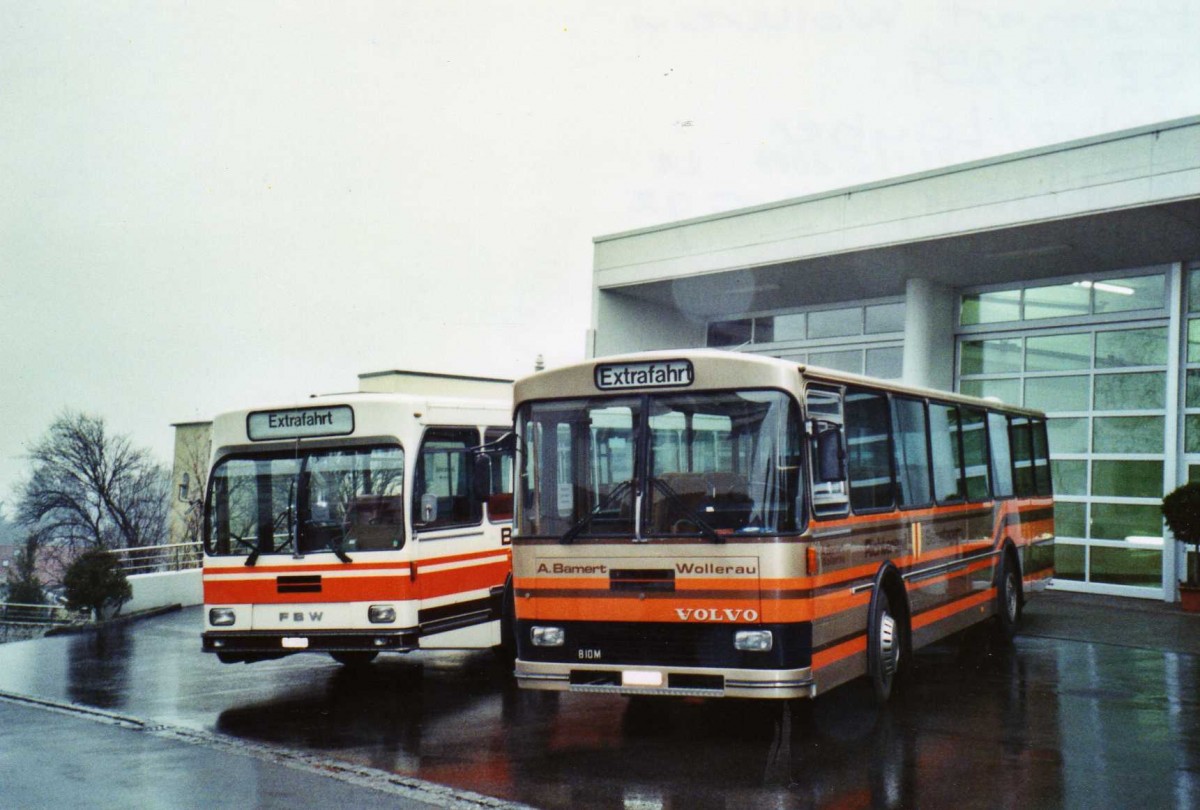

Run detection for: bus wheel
[[868, 589, 901, 704], [994, 552, 1023, 643], [330, 651, 378, 667]]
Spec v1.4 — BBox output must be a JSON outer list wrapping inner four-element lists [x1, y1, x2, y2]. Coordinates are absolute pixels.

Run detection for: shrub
[[62, 550, 132, 620], [1162, 482, 1200, 586]]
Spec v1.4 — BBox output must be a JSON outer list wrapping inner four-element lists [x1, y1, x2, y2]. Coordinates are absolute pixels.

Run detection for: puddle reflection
[[41, 608, 1200, 810], [66, 625, 133, 710]]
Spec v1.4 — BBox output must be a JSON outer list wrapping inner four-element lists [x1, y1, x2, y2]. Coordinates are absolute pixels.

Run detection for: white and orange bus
[[510, 350, 1053, 701], [202, 392, 514, 666]]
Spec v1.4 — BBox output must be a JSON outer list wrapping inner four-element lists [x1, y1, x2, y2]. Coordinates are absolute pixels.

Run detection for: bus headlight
[[368, 605, 397, 624], [209, 608, 236, 627], [734, 629, 773, 652], [531, 626, 565, 647]]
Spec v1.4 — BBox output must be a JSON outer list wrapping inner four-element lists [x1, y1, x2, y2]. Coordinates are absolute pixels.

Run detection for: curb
[[44, 603, 184, 636]]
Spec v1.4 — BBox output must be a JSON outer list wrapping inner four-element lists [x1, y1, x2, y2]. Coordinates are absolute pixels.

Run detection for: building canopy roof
[[595, 116, 1200, 312]]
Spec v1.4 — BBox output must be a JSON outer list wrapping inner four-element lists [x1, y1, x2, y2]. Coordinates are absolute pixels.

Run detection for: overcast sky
[[2, 1, 1199, 507]]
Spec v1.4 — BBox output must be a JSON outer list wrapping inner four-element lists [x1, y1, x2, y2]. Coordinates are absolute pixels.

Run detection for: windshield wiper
[[648, 477, 722, 544], [561, 480, 634, 544], [241, 493, 292, 568], [228, 534, 260, 567]]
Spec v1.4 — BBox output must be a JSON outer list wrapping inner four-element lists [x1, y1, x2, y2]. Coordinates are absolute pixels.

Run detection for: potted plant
[[1162, 482, 1200, 611]]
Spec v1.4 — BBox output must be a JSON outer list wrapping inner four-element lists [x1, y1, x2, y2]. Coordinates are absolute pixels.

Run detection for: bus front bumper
[[515, 659, 817, 700], [202, 628, 419, 658]]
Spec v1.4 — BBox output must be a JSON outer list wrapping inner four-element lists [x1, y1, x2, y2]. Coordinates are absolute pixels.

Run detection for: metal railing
[[0, 601, 85, 625], [109, 542, 203, 575]]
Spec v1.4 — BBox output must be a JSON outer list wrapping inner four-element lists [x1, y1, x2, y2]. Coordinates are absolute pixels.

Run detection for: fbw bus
[[202, 393, 514, 665], [510, 350, 1053, 701]]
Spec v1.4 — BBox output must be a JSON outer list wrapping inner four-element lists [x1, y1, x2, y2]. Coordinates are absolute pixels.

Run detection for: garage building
[[589, 116, 1200, 602]]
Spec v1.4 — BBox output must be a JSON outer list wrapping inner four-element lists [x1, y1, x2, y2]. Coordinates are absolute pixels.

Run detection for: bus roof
[[209, 391, 512, 451], [514, 349, 1044, 417]]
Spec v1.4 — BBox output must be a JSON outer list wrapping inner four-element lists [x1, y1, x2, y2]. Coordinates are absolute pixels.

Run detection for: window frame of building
[[706, 297, 906, 380]]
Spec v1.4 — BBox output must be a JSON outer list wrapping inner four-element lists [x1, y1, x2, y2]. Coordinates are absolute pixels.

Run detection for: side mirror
[[815, 425, 847, 483], [473, 454, 493, 500]]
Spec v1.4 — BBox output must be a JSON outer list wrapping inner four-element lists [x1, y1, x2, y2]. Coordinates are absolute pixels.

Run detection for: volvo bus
[[202, 392, 514, 665], [510, 350, 1053, 701]]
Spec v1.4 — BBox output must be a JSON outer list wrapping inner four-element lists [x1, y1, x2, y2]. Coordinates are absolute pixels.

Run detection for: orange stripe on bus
[[811, 635, 866, 669], [911, 588, 994, 630]]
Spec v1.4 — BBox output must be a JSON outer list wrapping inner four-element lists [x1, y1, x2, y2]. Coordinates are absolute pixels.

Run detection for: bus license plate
[[622, 670, 663, 688], [281, 637, 309, 649]]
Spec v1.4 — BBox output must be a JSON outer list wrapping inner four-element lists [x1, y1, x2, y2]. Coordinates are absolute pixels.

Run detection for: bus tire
[[330, 651, 378, 667], [867, 588, 901, 705], [994, 550, 1023, 643]]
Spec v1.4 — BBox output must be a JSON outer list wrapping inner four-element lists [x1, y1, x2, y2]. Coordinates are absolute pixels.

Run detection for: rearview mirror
[[473, 454, 493, 501], [815, 424, 846, 483]]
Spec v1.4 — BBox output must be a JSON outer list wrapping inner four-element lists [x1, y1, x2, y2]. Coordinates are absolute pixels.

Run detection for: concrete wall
[[594, 289, 706, 356], [358, 370, 512, 397], [901, 278, 956, 391], [127, 568, 202, 613]]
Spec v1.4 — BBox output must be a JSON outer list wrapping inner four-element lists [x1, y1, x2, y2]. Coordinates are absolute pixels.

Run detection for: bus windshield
[[516, 390, 802, 540], [206, 445, 405, 557]]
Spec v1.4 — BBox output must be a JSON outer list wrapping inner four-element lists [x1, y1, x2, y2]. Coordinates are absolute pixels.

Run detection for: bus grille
[[518, 620, 811, 669]]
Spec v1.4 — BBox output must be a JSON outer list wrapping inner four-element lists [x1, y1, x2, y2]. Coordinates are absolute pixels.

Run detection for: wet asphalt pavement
[[2, 591, 1199, 809]]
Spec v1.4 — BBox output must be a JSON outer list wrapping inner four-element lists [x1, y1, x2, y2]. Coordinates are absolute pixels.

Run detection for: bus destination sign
[[247, 405, 355, 441], [594, 359, 694, 391]]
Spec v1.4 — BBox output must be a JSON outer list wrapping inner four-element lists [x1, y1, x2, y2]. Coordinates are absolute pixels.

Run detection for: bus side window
[[845, 387, 895, 512], [484, 427, 514, 522], [807, 387, 849, 518], [414, 427, 482, 529], [1031, 417, 1052, 496], [1010, 416, 1035, 497], [960, 406, 992, 502], [891, 396, 933, 508], [988, 411, 1015, 498], [929, 403, 965, 503]]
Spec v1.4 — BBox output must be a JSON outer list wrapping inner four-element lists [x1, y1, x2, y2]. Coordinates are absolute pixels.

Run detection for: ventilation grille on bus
[[277, 575, 322, 594], [610, 569, 675, 593]]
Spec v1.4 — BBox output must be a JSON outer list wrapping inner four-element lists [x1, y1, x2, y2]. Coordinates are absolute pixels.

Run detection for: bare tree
[[16, 412, 170, 570]]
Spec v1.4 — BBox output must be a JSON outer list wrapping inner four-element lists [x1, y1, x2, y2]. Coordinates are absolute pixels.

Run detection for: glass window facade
[[958, 266, 1175, 597], [706, 298, 904, 379], [960, 270, 1168, 326], [698, 263, 1191, 599]]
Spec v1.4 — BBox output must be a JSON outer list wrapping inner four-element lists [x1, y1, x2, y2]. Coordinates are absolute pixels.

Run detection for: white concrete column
[[901, 277, 957, 392]]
